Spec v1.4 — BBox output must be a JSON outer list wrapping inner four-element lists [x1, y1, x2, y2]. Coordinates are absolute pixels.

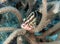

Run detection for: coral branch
[[26, 0, 37, 16], [3, 29, 26, 44], [17, 36, 23, 44], [44, 41, 60, 44], [36, 22, 60, 39], [34, 0, 48, 32], [42, 22, 60, 38], [34, 1, 60, 32], [0, 6, 23, 24], [25, 34, 38, 44], [0, 27, 16, 32]]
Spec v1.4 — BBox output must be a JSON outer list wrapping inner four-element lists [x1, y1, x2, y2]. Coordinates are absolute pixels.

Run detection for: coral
[[0, 0, 60, 44]]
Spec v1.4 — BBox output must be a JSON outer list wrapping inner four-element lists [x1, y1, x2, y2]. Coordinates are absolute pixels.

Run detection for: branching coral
[[24, 34, 37, 44], [17, 36, 23, 44], [3, 29, 26, 44], [0, 0, 60, 44], [16, 0, 37, 17], [34, 1, 60, 32], [25, 0, 37, 16], [36, 22, 60, 39], [34, 0, 48, 32], [0, 27, 16, 32], [0, 6, 23, 24], [38, 41, 60, 44]]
